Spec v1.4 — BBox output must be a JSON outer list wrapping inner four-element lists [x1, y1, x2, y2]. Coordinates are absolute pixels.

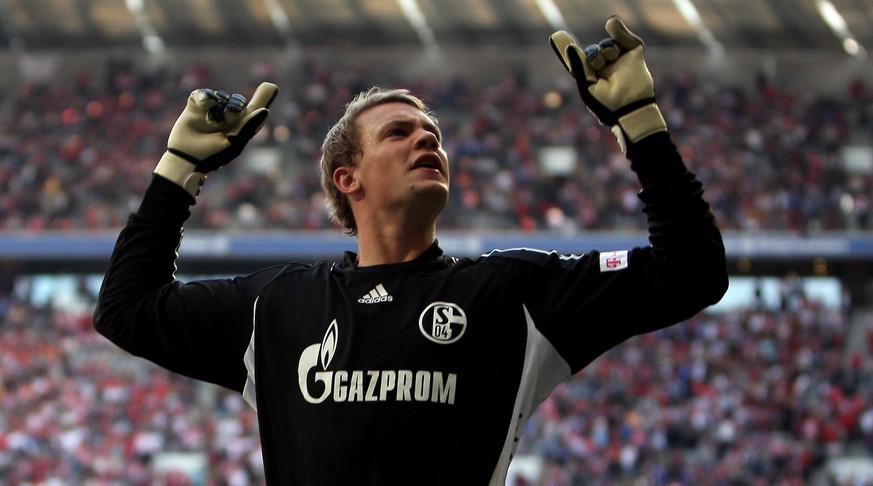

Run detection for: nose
[[415, 129, 440, 150]]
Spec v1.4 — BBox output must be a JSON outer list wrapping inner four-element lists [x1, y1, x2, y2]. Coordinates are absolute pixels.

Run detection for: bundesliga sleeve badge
[[599, 250, 629, 272]]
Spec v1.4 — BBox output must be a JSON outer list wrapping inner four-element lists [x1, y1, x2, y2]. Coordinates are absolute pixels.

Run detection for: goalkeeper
[[94, 17, 728, 485]]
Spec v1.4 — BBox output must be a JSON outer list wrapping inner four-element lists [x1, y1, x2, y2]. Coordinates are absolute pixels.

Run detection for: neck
[[354, 222, 437, 267]]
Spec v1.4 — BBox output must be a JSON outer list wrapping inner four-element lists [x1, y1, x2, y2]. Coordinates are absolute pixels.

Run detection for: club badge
[[419, 301, 467, 344]]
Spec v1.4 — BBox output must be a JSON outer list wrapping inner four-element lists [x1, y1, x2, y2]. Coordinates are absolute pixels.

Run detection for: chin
[[413, 183, 449, 209], [415, 178, 449, 193]]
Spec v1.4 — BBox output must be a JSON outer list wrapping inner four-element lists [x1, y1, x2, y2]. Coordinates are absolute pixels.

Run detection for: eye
[[386, 128, 407, 138]]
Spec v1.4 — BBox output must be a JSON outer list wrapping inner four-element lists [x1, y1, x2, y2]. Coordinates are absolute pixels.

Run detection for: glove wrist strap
[[617, 104, 667, 143], [154, 151, 208, 199]]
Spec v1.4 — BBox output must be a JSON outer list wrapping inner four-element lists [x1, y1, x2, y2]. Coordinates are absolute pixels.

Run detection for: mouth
[[411, 154, 444, 175]]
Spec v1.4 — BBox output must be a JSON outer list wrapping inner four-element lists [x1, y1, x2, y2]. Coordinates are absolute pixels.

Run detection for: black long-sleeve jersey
[[93, 133, 728, 485]]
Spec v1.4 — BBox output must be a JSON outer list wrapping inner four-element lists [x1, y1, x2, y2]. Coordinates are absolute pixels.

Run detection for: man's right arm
[[93, 82, 278, 391], [93, 175, 257, 391]]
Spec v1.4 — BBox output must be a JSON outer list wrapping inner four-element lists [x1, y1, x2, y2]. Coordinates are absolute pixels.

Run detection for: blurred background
[[1, 0, 873, 484]]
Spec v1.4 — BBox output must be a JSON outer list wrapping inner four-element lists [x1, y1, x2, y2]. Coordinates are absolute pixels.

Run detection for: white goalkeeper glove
[[550, 16, 667, 150], [154, 81, 279, 199]]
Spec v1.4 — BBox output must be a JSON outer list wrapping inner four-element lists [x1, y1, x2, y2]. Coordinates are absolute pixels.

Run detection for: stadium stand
[[0, 57, 870, 234]]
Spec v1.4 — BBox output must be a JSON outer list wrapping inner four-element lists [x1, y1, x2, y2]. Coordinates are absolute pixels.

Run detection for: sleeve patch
[[599, 250, 629, 272]]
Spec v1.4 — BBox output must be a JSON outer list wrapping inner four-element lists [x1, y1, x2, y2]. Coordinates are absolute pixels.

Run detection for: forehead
[[357, 102, 435, 131]]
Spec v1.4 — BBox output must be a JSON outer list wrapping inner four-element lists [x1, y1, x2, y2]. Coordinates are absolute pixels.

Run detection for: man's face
[[350, 102, 450, 216]]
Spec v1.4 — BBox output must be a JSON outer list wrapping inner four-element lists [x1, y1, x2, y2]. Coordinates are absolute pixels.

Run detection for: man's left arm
[[537, 17, 728, 370], [551, 15, 728, 313], [626, 131, 729, 325]]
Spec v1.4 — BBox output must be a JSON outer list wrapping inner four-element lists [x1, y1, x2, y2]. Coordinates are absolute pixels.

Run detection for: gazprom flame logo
[[320, 319, 338, 369], [418, 302, 467, 344], [298, 320, 338, 404]]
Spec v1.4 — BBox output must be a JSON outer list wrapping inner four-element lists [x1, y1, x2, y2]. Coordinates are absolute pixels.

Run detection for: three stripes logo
[[358, 283, 394, 304]]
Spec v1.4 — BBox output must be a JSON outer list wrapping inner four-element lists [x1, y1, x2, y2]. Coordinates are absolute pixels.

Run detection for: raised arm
[[92, 82, 278, 391], [530, 18, 728, 370]]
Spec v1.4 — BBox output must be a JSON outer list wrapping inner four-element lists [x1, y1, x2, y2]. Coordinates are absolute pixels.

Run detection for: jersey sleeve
[[503, 132, 728, 373], [92, 175, 272, 392]]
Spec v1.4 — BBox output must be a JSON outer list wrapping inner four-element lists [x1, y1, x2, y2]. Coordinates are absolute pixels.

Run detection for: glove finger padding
[[550, 32, 580, 77], [229, 82, 278, 140], [550, 31, 616, 124], [605, 17, 643, 52], [599, 38, 621, 63], [586, 38, 621, 71]]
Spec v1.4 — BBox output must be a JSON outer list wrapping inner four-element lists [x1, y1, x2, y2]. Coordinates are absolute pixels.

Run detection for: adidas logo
[[358, 284, 394, 304]]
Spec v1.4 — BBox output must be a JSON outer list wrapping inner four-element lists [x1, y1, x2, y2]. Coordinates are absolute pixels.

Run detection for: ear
[[333, 165, 361, 195]]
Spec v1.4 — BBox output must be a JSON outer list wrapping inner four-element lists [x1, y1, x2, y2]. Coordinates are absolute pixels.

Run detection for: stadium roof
[[0, 0, 870, 58]]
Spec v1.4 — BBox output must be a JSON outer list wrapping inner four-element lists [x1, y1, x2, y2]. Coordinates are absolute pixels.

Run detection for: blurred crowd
[[518, 280, 873, 485], [0, 277, 266, 485], [0, 275, 871, 485], [0, 56, 871, 233]]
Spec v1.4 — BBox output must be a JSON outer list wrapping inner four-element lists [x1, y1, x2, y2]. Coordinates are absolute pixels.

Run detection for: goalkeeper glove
[[154, 81, 279, 199], [550, 16, 666, 150]]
